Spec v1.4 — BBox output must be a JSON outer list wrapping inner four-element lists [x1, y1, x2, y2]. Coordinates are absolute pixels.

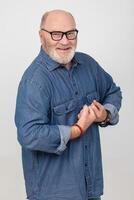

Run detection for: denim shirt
[[15, 48, 122, 200]]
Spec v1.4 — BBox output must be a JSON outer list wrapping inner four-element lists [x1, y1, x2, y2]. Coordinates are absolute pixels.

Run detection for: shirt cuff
[[55, 125, 71, 155], [104, 103, 119, 125]]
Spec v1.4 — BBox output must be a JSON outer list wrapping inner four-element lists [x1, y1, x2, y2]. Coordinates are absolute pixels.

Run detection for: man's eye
[[67, 31, 75, 35], [53, 32, 61, 36]]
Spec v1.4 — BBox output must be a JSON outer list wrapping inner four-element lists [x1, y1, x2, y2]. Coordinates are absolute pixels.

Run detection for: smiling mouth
[[57, 47, 71, 51]]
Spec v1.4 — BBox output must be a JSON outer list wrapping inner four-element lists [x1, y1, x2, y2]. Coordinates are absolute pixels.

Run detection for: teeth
[[59, 48, 69, 50], [58, 47, 70, 49]]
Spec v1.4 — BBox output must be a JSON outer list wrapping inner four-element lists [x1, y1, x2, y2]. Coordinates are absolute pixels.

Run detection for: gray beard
[[48, 48, 76, 65]]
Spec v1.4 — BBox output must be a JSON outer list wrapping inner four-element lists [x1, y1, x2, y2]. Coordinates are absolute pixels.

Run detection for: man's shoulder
[[75, 51, 97, 64], [19, 57, 50, 90], [75, 51, 100, 72], [75, 51, 92, 59]]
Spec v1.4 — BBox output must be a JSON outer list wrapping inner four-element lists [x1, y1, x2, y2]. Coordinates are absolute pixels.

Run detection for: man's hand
[[70, 105, 96, 139], [77, 105, 96, 131], [90, 100, 108, 123]]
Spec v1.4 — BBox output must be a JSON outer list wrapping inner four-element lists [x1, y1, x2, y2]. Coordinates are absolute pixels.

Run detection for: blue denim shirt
[[15, 48, 122, 200]]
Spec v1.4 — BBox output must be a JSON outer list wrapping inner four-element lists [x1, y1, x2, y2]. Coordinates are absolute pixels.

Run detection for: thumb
[[83, 104, 88, 109]]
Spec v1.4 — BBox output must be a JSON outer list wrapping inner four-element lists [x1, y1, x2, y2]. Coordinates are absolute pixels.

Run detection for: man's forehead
[[46, 10, 74, 19], [44, 11, 76, 30]]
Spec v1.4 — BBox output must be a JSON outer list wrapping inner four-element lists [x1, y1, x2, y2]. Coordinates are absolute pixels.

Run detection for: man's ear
[[39, 30, 43, 44]]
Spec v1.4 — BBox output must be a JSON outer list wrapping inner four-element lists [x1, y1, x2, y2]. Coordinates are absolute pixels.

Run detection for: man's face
[[39, 12, 77, 66]]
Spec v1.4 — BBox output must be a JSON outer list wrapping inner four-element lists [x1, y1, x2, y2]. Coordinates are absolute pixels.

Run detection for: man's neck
[[64, 62, 72, 70]]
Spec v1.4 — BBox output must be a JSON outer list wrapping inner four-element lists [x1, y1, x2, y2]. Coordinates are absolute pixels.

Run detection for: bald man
[[15, 10, 122, 200]]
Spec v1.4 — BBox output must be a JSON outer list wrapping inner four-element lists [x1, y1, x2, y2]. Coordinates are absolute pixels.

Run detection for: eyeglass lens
[[51, 30, 78, 41]]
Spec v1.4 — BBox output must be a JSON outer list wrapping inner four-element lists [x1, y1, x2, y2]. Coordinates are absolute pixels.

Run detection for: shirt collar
[[38, 47, 83, 72]]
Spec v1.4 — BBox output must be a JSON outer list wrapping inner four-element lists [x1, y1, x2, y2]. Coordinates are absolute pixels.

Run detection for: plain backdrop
[[0, 0, 133, 199]]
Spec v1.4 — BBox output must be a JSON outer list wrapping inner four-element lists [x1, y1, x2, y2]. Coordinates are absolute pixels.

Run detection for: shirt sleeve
[[104, 103, 119, 125], [56, 125, 71, 155], [15, 80, 70, 155], [95, 61, 122, 125]]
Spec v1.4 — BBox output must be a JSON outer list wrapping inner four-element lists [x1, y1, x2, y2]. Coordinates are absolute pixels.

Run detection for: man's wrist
[[98, 110, 110, 127], [74, 123, 84, 136], [70, 125, 82, 139]]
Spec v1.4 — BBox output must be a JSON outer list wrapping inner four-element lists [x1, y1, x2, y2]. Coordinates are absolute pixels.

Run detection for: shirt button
[[85, 145, 87, 149], [75, 91, 78, 95], [85, 163, 88, 167]]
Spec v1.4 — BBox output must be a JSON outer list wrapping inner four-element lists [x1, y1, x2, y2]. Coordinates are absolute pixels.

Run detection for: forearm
[[70, 125, 81, 139]]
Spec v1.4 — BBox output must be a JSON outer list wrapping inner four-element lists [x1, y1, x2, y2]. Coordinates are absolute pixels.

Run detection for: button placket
[[84, 136, 89, 174], [68, 70, 79, 96], [84, 134, 93, 195]]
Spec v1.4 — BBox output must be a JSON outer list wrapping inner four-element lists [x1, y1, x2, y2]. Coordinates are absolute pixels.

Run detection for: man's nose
[[59, 34, 69, 45]]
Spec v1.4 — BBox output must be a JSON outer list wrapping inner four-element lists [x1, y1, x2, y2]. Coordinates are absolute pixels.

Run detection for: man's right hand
[[70, 105, 96, 139]]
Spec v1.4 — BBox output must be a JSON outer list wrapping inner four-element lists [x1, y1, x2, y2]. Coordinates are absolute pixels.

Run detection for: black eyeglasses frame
[[41, 28, 78, 41]]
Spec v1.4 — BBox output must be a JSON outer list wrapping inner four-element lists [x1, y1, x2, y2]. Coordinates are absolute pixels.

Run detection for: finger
[[91, 104, 99, 113], [88, 106, 94, 114], [78, 113, 80, 119], [88, 107, 90, 114], [89, 106, 97, 119], [91, 104, 100, 118], [79, 108, 84, 114], [83, 104, 88, 109], [93, 100, 102, 110], [82, 105, 89, 113]]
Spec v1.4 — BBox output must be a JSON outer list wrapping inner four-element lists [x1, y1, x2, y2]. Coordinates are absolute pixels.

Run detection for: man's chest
[[46, 67, 100, 125]]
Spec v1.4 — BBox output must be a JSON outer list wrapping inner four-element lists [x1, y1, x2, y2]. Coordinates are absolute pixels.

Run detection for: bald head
[[40, 9, 76, 31]]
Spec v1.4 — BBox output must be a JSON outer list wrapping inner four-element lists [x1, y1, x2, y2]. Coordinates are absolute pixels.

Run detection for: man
[[15, 9, 122, 200]]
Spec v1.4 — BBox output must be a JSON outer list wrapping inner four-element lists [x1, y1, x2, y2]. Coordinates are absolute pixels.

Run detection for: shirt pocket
[[53, 99, 78, 125], [86, 91, 99, 105]]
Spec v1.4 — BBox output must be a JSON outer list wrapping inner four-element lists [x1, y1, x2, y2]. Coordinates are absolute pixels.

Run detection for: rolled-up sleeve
[[104, 103, 119, 125], [56, 125, 71, 155]]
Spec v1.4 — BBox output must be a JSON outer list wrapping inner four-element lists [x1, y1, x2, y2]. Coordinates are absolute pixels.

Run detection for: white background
[[0, 0, 133, 199]]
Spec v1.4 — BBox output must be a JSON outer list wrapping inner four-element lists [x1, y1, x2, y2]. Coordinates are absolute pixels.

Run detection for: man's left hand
[[90, 100, 108, 123]]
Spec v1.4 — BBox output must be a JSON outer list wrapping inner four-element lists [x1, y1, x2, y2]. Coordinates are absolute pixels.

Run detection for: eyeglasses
[[41, 28, 78, 41]]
